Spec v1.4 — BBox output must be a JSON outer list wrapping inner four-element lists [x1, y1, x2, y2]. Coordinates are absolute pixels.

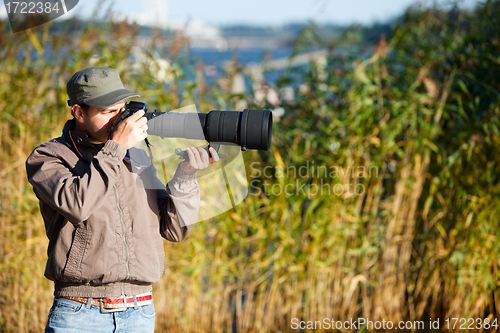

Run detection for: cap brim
[[85, 88, 140, 108]]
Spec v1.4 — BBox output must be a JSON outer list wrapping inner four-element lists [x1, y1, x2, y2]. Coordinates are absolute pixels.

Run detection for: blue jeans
[[45, 297, 155, 333]]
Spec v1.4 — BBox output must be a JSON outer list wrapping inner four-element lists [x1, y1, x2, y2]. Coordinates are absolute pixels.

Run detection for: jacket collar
[[62, 119, 99, 162]]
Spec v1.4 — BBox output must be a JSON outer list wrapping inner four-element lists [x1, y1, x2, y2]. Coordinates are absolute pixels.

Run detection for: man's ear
[[73, 104, 85, 123]]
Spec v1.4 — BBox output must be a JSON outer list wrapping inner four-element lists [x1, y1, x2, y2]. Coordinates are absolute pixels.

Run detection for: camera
[[113, 101, 273, 152]]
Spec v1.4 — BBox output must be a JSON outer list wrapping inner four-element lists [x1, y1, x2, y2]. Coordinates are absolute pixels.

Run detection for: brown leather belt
[[62, 291, 152, 312]]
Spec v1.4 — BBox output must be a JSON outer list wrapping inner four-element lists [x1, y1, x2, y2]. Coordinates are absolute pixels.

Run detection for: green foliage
[[258, 0, 500, 324]]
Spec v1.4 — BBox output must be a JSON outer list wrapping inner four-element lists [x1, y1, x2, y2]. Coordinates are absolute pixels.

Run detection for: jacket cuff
[[101, 140, 127, 160], [172, 164, 197, 182]]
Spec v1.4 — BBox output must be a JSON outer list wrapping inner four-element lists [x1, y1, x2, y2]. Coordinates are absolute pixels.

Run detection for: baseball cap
[[67, 67, 139, 108]]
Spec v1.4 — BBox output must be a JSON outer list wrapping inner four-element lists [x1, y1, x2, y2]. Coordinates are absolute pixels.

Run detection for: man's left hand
[[180, 147, 219, 173]]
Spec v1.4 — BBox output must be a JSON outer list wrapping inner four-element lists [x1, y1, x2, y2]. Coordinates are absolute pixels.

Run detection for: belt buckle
[[99, 295, 127, 313]]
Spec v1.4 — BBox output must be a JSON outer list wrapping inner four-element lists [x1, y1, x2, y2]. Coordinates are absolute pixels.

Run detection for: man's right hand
[[111, 110, 149, 150]]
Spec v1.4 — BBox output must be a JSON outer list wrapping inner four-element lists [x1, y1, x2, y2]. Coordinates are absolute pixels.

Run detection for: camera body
[[118, 101, 151, 120]]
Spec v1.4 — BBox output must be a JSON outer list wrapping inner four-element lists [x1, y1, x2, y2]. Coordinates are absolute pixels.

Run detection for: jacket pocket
[[63, 224, 89, 282]]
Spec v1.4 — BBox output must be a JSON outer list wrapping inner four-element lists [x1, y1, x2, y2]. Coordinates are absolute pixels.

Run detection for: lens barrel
[[146, 109, 272, 151]]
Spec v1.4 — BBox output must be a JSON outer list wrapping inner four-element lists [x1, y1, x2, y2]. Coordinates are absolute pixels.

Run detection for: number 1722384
[[445, 318, 498, 330], [5, 1, 61, 14]]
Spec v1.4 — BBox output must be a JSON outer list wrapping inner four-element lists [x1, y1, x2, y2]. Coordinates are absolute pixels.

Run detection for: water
[[189, 47, 293, 67]]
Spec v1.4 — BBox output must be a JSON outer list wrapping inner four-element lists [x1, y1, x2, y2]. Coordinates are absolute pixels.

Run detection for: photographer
[[25, 67, 218, 332]]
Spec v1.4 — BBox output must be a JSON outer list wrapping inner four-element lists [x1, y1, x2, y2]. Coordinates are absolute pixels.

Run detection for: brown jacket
[[26, 120, 198, 298]]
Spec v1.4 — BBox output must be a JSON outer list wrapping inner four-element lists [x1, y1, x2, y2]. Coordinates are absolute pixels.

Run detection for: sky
[[1, 0, 481, 27]]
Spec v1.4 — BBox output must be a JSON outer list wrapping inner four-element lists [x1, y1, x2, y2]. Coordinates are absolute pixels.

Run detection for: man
[[25, 67, 218, 332]]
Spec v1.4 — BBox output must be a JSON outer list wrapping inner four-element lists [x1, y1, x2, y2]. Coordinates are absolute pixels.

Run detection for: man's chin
[[88, 134, 109, 144], [98, 131, 111, 143]]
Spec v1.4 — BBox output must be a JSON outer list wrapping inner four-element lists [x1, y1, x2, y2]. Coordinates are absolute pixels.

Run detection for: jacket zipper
[[114, 185, 130, 282]]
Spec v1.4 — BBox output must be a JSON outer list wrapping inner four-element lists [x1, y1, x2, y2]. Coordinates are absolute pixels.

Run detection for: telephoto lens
[[145, 108, 273, 151]]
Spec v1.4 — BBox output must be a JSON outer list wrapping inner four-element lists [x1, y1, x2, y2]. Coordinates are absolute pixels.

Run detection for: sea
[[189, 47, 293, 67]]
